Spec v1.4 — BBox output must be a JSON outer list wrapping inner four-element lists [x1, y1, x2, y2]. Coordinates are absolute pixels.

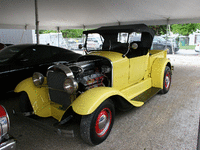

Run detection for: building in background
[[0, 29, 35, 44], [0, 29, 67, 48]]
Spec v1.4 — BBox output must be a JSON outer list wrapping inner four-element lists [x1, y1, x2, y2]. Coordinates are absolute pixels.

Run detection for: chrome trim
[[68, 60, 98, 68], [111, 61, 113, 87], [63, 77, 78, 94], [48, 64, 74, 78], [32, 72, 44, 87], [0, 67, 30, 75], [0, 106, 10, 138], [0, 138, 16, 150]]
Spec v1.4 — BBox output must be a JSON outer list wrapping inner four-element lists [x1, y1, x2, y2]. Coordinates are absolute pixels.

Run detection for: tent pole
[[166, 18, 169, 41], [35, 0, 39, 44], [57, 27, 60, 47], [167, 18, 174, 54], [165, 18, 169, 50]]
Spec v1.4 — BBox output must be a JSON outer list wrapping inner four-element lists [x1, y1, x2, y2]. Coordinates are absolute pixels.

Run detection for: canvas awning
[[0, 0, 200, 30]]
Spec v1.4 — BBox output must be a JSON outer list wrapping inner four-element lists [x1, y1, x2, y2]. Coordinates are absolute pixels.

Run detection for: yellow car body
[[15, 50, 170, 121], [14, 24, 172, 145]]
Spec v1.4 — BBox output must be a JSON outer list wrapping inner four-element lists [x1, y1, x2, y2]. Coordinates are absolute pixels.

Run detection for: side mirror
[[78, 44, 83, 49]]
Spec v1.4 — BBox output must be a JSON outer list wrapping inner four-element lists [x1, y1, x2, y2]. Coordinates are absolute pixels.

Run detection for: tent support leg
[[57, 27, 60, 47], [35, 0, 39, 44]]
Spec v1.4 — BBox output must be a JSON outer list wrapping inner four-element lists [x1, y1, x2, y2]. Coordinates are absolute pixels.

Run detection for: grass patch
[[179, 45, 195, 50], [180, 45, 195, 49]]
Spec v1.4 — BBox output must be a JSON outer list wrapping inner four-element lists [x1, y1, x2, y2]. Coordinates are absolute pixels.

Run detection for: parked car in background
[[86, 40, 102, 50], [4, 44, 13, 47], [0, 43, 14, 50], [67, 39, 84, 50], [0, 44, 81, 93], [0, 105, 16, 149], [0, 43, 6, 50], [86, 37, 103, 50], [151, 36, 179, 54], [195, 41, 200, 52]]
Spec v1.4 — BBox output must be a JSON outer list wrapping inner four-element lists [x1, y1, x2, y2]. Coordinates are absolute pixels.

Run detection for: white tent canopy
[[0, 0, 200, 30]]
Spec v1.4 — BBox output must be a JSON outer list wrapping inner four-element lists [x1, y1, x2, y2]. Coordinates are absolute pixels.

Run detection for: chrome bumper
[[0, 136, 16, 150]]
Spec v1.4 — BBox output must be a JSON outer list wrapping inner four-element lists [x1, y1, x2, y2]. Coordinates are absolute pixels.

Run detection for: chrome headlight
[[0, 105, 10, 138], [63, 78, 78, 94], [32, 72, 44, 87]]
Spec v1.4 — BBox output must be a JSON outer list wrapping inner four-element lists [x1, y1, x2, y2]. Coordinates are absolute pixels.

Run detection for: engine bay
[[48, 55, 112, 95], [67, 56, 112, 92]]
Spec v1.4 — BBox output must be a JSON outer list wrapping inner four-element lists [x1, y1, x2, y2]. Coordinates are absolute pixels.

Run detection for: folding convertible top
[[83, 24, 155, 38]]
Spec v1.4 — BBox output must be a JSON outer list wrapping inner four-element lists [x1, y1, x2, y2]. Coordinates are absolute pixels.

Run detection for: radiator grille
[[47, 71, 71, 108]]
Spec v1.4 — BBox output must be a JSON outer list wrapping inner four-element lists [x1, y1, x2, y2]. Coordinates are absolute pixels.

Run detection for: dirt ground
[[1, 53, 200, 150]]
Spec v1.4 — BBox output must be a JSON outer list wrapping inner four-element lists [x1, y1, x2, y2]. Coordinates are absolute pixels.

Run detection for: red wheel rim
[[165, 72, 171, 89], [95, 108, 112, 137]]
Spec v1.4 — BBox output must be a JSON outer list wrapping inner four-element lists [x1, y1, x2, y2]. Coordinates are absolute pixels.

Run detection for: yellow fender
[[72, 87, 128, 115], [151, 58, 170, 89], [14, 77, 58, 119]]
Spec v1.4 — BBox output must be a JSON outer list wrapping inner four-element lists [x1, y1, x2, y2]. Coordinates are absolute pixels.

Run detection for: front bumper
[[0, 135, 16, 150]]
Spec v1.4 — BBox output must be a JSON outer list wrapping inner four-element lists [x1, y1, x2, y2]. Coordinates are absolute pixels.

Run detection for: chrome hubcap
[[165, 73, 170, 89], [95, 108, 112, 137], [98, 114, 107, 129]]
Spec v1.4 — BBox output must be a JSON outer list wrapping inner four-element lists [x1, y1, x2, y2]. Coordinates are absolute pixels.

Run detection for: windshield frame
[[84, 32, 132, 52]]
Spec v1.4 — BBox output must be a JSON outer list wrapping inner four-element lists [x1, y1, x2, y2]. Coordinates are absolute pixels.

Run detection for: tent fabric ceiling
[[0, 0, 200, 30]]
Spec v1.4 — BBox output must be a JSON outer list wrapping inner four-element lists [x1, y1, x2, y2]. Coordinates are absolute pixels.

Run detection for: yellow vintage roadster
[[14, 24, 171, 145]]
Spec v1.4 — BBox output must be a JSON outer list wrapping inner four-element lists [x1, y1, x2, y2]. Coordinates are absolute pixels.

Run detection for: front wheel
[[80, 99, 115, 145], [159, 66, 171, 94]]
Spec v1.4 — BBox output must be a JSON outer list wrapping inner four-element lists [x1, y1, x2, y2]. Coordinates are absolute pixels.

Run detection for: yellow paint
[[151, 58, 170, 88], [90, 51, 130, 90], [14, 77, 66, 121], [129, 54, 149, 84], [72, 78, 152, 115], [121, 78, 151, 100], [15, 50, 171, 120], [72, 87, 125, 115]]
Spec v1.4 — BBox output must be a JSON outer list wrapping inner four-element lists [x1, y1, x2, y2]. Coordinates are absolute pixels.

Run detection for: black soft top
[[83, 24, 155, 38]]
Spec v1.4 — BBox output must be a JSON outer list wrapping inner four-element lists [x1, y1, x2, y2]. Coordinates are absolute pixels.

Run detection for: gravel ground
[[1, 54, 200, 150]]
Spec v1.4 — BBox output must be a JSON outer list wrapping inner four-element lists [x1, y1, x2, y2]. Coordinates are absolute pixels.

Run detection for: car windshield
[[85, 32, 141, 52], [0, 46, 22, 62]]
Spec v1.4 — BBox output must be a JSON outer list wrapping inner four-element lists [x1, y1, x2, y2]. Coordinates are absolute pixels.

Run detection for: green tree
[[61, 29, 84, 38], [171, 23, 200, 36], [148, 25, 167, 35], [38, 29, 84, 38], [38, 30, 57, 34]]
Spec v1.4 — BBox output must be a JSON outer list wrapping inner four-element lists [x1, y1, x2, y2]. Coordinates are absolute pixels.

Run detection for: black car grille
[[47, 71, 66, 90], [47, 71, 71, 108]]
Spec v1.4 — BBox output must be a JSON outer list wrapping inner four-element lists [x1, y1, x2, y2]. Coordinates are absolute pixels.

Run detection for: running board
[[131, 87, 161, 103]]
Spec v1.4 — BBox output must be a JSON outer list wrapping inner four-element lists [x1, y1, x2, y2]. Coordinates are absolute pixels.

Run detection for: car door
[[129, 53, 148, 84]]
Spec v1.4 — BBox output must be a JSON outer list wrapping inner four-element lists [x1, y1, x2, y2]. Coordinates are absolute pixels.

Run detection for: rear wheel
[[159, 66, 171, 94], [80, 99, 115, 145]]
